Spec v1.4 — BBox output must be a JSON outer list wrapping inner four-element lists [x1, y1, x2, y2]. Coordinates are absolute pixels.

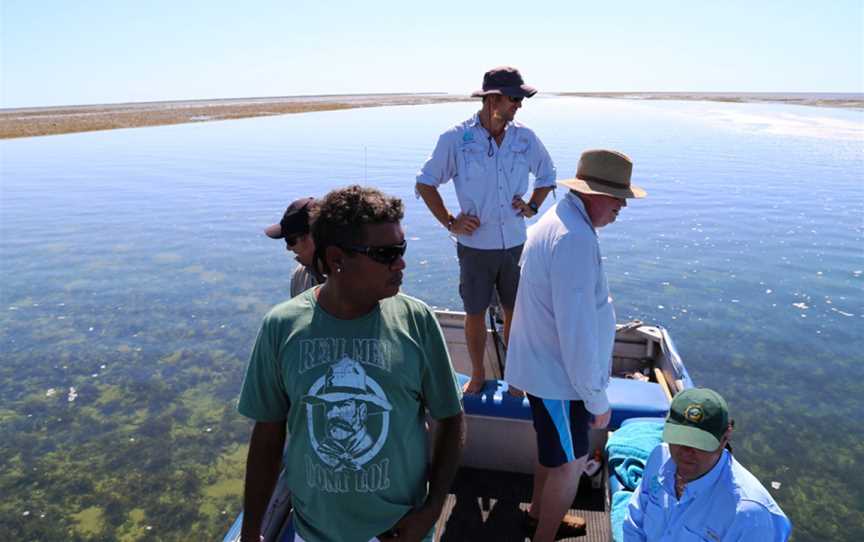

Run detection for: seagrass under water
[[1, 97, 862, 541]]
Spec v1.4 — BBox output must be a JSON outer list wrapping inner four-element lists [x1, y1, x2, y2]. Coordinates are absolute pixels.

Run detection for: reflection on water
[[1, 98, 862, 541]]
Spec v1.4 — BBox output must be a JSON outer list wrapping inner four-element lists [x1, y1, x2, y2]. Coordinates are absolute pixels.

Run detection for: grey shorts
[[456, 243, 523, 314]]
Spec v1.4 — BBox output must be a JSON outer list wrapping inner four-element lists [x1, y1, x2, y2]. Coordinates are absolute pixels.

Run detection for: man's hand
[[240, 421, 286, 542], [506, 383, 525, 398], [377, 503, 440, 542], [379, 413, 464, 541], [450, 213, 481, 235], [511, 196, 537, 218], [590, 408, 612, 429], [414, 183, 479, 236]]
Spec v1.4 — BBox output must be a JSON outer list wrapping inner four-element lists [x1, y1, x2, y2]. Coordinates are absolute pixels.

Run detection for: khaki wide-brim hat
[[558, 149, 647, 199]]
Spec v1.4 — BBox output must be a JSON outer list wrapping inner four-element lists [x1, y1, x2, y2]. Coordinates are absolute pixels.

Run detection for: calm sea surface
[[1, 98, 862, 541]]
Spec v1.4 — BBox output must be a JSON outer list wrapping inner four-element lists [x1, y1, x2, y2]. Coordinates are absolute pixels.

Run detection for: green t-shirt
[[238, 289, 463, 542]]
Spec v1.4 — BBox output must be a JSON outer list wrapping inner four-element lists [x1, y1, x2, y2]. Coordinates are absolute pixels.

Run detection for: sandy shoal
[[0, 94, 472, 139], [559, 92, 864, 109], [3, 92, 860, 139]]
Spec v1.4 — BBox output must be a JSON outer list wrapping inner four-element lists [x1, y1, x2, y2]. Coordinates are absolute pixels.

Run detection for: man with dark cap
[[416, 66, 556, 395], [624, 388, 792, 541], [265, 197, 325, 297]]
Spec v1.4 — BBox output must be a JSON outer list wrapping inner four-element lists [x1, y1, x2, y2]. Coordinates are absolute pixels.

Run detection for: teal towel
[[610, 489, 633, 542], [606, 420, 663, 490]]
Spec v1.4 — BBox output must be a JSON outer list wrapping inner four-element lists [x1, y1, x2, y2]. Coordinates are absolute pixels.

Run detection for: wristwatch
[[528, 201, 539, 214], [446, 214, 456, 231]]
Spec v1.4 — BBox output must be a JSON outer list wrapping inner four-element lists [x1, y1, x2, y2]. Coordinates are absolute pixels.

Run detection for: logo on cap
[[684, 404, 704, 423]]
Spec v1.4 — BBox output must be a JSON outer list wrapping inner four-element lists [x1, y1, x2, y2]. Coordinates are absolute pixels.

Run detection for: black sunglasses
[[339, 241, 407, 266], [506, 96, 524, 104], [285, 235, 301, 247]]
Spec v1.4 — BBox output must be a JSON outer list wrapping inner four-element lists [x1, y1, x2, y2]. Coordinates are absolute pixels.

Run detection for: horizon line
[[3, 91, 864, 111]]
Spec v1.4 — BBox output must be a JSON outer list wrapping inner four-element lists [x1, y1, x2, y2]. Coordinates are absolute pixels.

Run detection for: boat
[[223, 307, 692, 542]]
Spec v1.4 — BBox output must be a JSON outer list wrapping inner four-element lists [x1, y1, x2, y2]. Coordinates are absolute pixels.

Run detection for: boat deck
[[434, 467, 610, 542]]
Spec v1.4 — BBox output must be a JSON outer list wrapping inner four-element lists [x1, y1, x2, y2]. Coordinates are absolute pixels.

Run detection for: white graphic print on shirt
[[301, 344, 394, 494]]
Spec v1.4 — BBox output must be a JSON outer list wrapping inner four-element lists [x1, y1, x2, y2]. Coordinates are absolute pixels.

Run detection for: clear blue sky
[[2, 0, 862, 107]]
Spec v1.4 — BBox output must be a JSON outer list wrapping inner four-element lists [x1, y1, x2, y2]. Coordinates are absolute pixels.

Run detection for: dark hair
[[310, 185, 404, 274]]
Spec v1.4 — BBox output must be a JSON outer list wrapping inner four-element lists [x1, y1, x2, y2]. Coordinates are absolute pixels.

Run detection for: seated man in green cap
[[624, 388, 792, 541]]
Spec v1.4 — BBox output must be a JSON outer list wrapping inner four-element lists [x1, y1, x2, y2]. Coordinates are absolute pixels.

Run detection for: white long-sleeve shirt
[[504, 192, 615, 414]]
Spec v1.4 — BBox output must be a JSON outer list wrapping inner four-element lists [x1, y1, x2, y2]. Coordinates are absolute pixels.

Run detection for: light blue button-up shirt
[[504, 193, 616, 414], [416, 114, 556, 250], [624, 443, 792, 542]]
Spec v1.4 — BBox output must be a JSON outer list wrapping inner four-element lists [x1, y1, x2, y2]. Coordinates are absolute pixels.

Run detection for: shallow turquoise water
[[1, 98, 862, 540]]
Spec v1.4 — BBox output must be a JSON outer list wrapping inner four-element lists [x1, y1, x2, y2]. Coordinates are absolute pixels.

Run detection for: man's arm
[[726, 501, 787, 542], [415, 183, 453, 229], [529, 186, 554, 210], [415, 131, 480, 235], [550, 234, 611, 416], [622, 484, 649, 541], [426, 412, 466, 512], [513, 131, 555, 217], [415, 183, 480, 235], [240, 421, 287, 542], [513, 186, 555, 217], [379, 413, 466, 542], [623, 445, 668, 542]]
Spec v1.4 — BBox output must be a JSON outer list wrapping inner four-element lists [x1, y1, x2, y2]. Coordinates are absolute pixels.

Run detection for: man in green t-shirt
[[238, 185, 465, 542]]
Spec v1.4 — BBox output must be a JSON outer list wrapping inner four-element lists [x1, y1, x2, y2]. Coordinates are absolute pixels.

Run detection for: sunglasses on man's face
[[506, 96, 524, 104], [285, 236, 300, 248], [339, 241, 407, 266]]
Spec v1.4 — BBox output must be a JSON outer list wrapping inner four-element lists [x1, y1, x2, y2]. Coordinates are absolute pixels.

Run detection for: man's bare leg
[[532, 456, 587, 542], [501, 305, 524, 396], [502, 304, 514, 344], [462, 311, 487, 393], [528, 460, 550, 519]]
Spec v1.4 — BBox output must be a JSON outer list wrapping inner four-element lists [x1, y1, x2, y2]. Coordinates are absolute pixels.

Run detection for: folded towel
[[610, 489, 633, 542], [606, 420, 663, 490]]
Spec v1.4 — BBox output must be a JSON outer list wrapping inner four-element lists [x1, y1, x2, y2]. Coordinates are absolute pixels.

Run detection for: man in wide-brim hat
[[416, 66, 557, 396], [505, 149, 645, 541]]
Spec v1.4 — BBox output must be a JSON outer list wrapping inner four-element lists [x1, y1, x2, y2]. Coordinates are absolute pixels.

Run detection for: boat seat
[[456, 374, 533, 420], [607, 379, 670, 429], [456, 374, 670, 429]]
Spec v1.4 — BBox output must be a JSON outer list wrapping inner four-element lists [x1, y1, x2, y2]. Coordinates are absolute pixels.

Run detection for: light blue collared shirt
[[624, 443, 792, 542], [416, 114, 556, 250], [504, 193, 616, 415]]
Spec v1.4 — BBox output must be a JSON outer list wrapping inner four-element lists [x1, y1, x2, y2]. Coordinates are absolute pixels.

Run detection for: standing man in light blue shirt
[[506, 149, 646, 541], [624, 388, 792, 541], [416, 66, 556, 394]]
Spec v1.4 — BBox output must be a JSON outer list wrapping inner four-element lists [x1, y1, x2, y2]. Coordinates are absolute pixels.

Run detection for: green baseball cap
[[662, 388, 729, 452]]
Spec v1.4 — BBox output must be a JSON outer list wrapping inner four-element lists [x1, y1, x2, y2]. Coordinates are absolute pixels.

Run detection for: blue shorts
[[527, 394, 592, 468]]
